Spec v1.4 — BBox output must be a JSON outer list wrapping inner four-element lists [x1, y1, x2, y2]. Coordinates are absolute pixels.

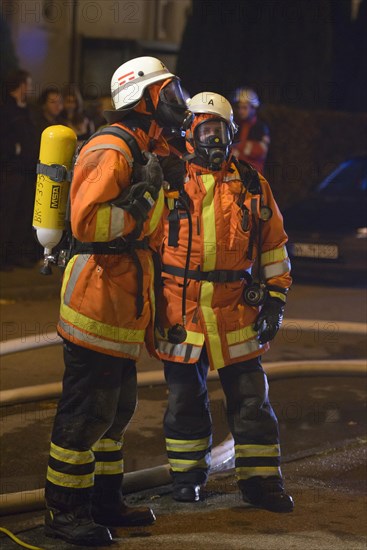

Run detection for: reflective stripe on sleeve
[[95, 204, 111, 241], [261, 246, 288, 266], [263, 258, 291, 279]]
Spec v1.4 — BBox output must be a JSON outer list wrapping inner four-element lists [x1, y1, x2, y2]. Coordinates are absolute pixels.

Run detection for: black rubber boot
[[239, 476, 294, 513], [92, 500, 156, 527], [92, 475, 156, 527], [172, 484, 201, 502], [44, 504, 113, 546]]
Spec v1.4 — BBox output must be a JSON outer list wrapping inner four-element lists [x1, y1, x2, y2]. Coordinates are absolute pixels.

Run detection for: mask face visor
[[159, 79, 187, 108], [155, 78, 188, 129], [194, 119, 231, 148]]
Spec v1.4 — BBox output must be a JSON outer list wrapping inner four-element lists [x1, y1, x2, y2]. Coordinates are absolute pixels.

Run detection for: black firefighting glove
[[254, 296, 285, 345], [160, 155, 186, 191], [111, 152, 163, 226]]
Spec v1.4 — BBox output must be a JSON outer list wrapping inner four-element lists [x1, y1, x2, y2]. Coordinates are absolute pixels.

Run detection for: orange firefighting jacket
[[155, 158, 291, 370], [57, 122, 169, 359]]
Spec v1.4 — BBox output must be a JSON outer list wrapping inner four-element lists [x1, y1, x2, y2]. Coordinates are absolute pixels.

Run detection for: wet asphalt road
[[0, 266, 366, 549]]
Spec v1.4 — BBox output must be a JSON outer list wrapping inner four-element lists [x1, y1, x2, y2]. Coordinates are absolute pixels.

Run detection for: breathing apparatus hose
[[178, 194, 192, 326], [166, 192, 193, 344]]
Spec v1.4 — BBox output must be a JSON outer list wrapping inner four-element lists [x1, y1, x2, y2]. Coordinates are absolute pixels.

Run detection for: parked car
[[283, 157, 367, 283]]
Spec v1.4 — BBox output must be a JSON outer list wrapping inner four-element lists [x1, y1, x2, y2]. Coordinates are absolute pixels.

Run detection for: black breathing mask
[[154, 78, 188, 129], [193, 118, 231, 170]]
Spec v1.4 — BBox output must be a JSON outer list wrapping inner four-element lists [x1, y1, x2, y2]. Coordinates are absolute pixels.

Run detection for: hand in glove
[[111, 181, 159, 223], [254, 296, 285, 345], [160, 155, 186, 191], [132, 151, 164, 190], [111, 152, 164, 225]]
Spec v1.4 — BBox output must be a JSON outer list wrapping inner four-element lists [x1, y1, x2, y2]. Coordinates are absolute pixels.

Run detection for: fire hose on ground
[[0, 323, 366, 517]]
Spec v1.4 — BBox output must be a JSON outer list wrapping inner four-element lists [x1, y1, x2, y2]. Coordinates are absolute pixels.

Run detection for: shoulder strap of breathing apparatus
[[231, 157, 274, 306], [64, 124, 150, 319]]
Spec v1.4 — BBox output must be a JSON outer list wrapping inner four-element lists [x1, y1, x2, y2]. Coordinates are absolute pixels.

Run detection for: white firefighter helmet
[[111, 56, 175, 112], [231, 87, 260, 108], [187, 92, 237, 137]]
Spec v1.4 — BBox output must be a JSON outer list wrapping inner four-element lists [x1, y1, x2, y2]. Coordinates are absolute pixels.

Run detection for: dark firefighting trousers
[[163, 348, 282, 487], [45, 341, 137, 511]]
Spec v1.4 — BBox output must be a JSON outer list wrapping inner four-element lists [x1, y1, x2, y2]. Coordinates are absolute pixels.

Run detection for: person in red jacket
[[44, 56, 188, 546], [156, 92, 294, 514], [230, 87, 270, 174]]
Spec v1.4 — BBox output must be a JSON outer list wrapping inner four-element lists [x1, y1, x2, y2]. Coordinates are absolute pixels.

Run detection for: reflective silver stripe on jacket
[[228, 337, 263, 360], [64, 255, 90, 305], [263, 258, 291, 279], [58, 318, 141, 357], [157, 340, 202, 361], [82, 144, 133, 168]]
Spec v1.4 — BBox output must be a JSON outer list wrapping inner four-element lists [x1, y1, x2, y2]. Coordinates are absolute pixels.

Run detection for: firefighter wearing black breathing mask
[[155, 92, 294, 514]]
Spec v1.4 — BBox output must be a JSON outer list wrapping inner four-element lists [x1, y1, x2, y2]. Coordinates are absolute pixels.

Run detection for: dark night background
[[1, 0, 366, 207], [177, 0, 366, 112]]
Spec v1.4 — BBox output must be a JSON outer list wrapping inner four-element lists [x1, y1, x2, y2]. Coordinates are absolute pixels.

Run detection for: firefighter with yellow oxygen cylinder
[[36, 57, 188, 546], [155, 92, 294, 512]]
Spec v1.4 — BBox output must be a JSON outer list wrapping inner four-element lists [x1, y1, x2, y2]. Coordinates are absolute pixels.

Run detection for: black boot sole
[[44, 526, 113, 546]]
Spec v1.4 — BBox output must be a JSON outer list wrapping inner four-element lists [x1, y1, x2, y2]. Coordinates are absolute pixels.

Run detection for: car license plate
[[292, 243, 339, 260]]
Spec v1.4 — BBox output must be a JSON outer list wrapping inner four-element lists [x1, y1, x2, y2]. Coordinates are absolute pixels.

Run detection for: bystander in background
[[61, 84, 95, 144], [0, 69, 40, 270], [230, 87, 270, 174]]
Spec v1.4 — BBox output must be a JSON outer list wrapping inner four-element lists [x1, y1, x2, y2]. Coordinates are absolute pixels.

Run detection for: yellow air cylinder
[[32, 125, 77, 254]]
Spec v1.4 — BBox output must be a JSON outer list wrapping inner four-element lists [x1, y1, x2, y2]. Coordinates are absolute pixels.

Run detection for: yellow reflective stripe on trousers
[[46, 466, 94, 488], [166, 436, 211, 452], [50, 442, 94, 465], [236, 466, 281, 480], [261, 246, 288, 266], [200, 281, 225, 369], [201, 174, 216, 271], [59, 303, 145, 342], [94, 204, 111, 241], [92, 438, 123, 452], [95, 460, 124, 475], [235, 444, 280, 458], [168, 456, 211, 472]]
